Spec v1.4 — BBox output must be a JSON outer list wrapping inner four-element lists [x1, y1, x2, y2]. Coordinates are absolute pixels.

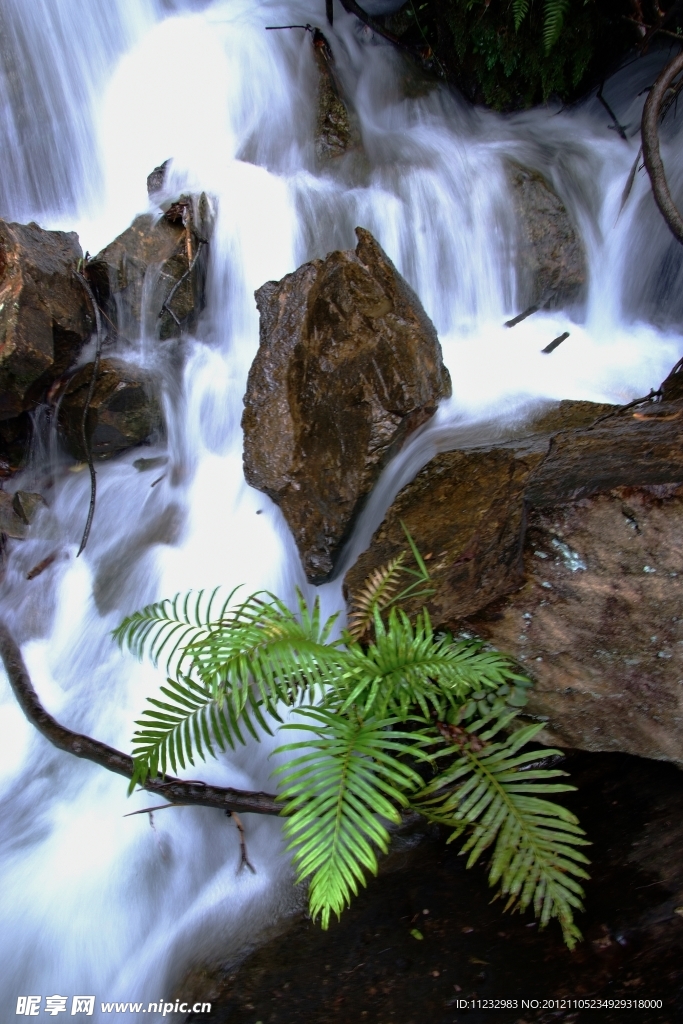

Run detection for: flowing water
[[0, 1, 681, 1019]]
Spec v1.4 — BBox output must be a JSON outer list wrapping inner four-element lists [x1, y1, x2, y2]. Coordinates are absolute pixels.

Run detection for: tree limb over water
[[642, 48, 683, 245], [0, 622, 281, 816]]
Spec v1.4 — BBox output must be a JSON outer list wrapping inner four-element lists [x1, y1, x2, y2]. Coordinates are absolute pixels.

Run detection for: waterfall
[[0, 1, 681, 1019]]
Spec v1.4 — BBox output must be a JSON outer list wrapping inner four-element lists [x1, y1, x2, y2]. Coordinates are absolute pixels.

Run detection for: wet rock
[[146, 160, 170, 197], [243, 227, 452, 582], [0, 413, 31, 477], [468, 485, 683, 767], [313, 33, 360, 163], [344, 400, 612, 623], [0, 219, 93, 420], [0, 491, 27, 539], [86, 193, 212, 343], [507, 162, 587, 309], [58, 358, 162, 461], [12, 490, 46, 524]]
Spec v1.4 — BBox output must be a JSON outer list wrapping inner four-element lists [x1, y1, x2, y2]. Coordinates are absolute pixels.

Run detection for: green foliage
[[116, 538, 589, 947], [389, 0, 644, 111]]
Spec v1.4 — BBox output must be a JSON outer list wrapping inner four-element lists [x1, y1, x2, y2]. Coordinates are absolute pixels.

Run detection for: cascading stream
[[0, 1, 681, 1019]]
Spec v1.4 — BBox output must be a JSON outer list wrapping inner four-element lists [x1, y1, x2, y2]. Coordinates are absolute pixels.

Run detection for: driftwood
[[0, 622, 280, 817], [642, 48, 683, 244]]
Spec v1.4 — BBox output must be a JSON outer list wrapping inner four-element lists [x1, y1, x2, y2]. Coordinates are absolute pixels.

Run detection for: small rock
[[133, 455, 168, 472], [58, 358, 162, 461], [147, 160, 170, 197], [0, 491, 27, 538], [12, 491, 46, 524]]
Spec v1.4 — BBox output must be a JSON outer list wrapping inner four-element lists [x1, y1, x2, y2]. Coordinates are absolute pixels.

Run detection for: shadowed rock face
[[0, 220, 93, 421], [507, 162, 587, 310], [58, 358, 162, 461], [242, 227, 452, 583]]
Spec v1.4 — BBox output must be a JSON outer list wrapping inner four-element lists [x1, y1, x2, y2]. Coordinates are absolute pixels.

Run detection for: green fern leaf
[[274, 709, 427, 928], [512, 0, 530, 31], [543, 0, 569, 52], [417, 712, 590, 949]]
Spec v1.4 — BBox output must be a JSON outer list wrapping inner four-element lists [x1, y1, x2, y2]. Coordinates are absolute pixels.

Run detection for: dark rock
[[86, 193, 212, 343], [660, 355, 683, 402], [468, 485, 683, 767], [242, 227, 452, 582], [0, 413, 31, 476], [507, 162, 587, 309], [313, 35, 360, 163], [0, 491, 27, 538], [0, 219, 93, 420], [58, 358, 162, 461], [147, 160, 170, 197], [12, 490, 46, 524]]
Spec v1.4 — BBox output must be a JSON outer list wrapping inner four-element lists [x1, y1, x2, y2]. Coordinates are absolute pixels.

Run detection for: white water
[[0, 1, 681, 1018]]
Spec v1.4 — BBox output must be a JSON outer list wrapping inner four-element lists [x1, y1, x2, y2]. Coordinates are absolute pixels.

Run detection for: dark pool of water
[[187, 752, 683, 1024]]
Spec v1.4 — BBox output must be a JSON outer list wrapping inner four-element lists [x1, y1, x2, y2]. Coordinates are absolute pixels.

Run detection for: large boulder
[[469, 485, 683, 767], [0, 220, 93, 420], [242, 227, 452, 582], [507, 162, 587, 310], [344, 379, 683, 765], [58, 358, 162, 461], [86, 193, 212, 343]]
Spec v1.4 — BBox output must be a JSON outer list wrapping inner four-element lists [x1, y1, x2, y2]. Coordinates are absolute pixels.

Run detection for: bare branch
[[0, 622, 281, 817], [642, 48, 683, 244]]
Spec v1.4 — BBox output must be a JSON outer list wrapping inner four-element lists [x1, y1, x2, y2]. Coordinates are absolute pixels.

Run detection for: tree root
[[0, 621, 281, 817], [642, 48, 683, 244]]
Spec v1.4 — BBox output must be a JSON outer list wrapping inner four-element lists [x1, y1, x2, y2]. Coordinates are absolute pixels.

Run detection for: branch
[[0, 622, 281, 817], [74, 271, 104, 556], [642, 48, 683, 244]]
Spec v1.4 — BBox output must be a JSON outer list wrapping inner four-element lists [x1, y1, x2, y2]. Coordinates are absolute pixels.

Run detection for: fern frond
[[417, 712, 590, 949], [274, 709, 427, 928], [130, 673, 253, 785], [512, 0, 530, 31], [347, 554, 406, 640], [339, 607, 523, 720], [543, 0, 569, 52]]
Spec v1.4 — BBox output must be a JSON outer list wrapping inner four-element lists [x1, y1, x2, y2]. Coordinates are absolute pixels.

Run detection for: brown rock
[[87, 194, 212, 343], [344, 400, 613, 622], [243, 227, 452, 582], [468, 486, 683, 766], [0, 220, 93, 420], [507, 162, 587, 310], [0, 491, 28, 539], [12, 491, 46, 524], [313, 34, 360, 163], [58, 358, 162, 461]]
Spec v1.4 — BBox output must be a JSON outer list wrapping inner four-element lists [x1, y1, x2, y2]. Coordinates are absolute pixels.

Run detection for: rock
[[0, 413, 31, 477], [58, 358, 162, 461], [147, 160, 170, 197], [242, 227, 452, 582], [12, 490, 46, 524], [86, 193, 212, 343], [506, 162, 587, 310], [660, 355, 683, 402], [344, 400, 613, 622], [0, 491, 28, 539], [313, 33, 360, 162], [0, 219, 93, 420], [468, 485, 683, 767]]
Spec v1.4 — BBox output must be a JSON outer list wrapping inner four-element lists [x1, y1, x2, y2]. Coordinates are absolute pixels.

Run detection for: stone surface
[[507, 162, 587, 310], [0, 219, 93, 420], [468, 486, 683, 767], [58, 358, 162, 461], [12, 491, 46, 524], [0, 491, 27, 539], [313, 33, 359, 162], [0, 413, 31, 477], [242, 227, 452, 582], [87, 194, 212, 343]]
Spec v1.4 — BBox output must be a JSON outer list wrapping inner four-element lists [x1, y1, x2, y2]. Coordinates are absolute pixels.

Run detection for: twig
[[227, 810, 256, 873], [505, 305, 539, 328], [159, 240, 205, 328], [26, 552, 59, 581], [74, 271, 104, 556], [642, 48, 683, 244], [541, 331, 569, 354], [597, 81, 628, 140], [591, 388, 662, 426], [0, 621, 281, 817]]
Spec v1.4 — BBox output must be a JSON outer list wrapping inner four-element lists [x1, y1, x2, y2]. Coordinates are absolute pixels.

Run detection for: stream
[[0, 1, 682, 1020]]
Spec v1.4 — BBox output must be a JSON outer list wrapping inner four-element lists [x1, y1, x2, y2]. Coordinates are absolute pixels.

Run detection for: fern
[[274, 708, 427, 928], [543, 0, 569, 52], [347, 554, 406, 640], [417, 705, 590, 949], [512, 0, 530, 32]]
